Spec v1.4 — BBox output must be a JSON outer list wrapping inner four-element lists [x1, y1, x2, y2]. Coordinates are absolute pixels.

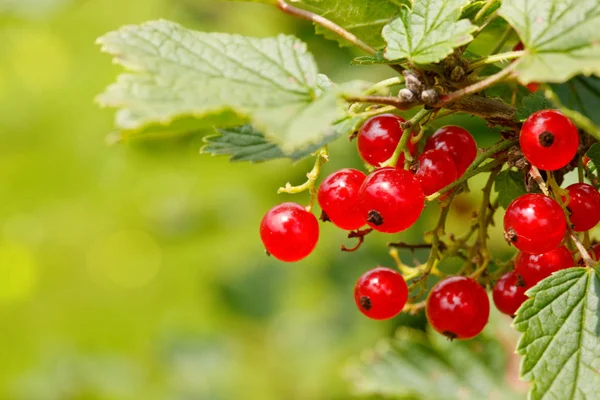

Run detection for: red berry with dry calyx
[[515, 246, 574, 288], [492, 271, 528, 316], [357, 114, 416, 167], [563, 183, 600, 232], [414, 149, 458, 196], [503, 194, 567, 255], [318, 168, 366, 231], [423, 125, 477, 176], [519, 110, 579, 171], [260, 202, 319, 262], [354, 267, 408, 320], [358, 167, 424, 233], [426, 276, 490, 340]]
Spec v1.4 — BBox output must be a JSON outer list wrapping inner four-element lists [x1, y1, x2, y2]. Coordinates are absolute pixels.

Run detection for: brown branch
[[344, 95, 420, 110], [447, 95, 517, 127]]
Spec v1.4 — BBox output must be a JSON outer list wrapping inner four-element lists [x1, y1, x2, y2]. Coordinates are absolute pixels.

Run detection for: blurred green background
[[0, 0, 542, 399]]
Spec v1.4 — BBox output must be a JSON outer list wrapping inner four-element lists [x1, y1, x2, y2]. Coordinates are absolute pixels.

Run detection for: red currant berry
[[414, 149, 458, 196], [503, 194, 567, 254], [492, 271, 527, 316], [357, 114, 416, 166], [513, 42, 539, 93], [354, 267, 408, 320], [520, 110, 579, 171], [515, 246, 573, 288], [260, 202, 319, 262], [318, 168, 366, 231], [563, 183, 600, 232], [423, 126, 477, 176], [426, 276, 490, 340], [358, 167, 424, 233]]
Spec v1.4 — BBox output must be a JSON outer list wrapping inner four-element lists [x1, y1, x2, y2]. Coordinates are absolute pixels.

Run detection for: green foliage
[[300, 0, 408, 48], [97, 20, 353, 155], [460, 0, 500, 21], [586, 143, 600, 171], [514, 267, 600, 400], [499, 0, 600, 84], [345, 327, 521, 399], [515, 93, 554, 122], [494, 170, 528, 209], [551, 76, 600, 126], [382, 0, 476, 64]]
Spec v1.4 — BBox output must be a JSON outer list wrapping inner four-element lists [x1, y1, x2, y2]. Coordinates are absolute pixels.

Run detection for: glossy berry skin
[[354, 267, 408, 320], [515, 246, 573, 288], [563, 183, 600, 232], [426, 276, 490, 340], [358, 167, 424, 233], [520, 110, 579, 171], [423, 126, 477, 176], [260, 202, 319, 262], [318, 169, 366, 231], [503, 194, 567, 254], [414, 149, 458, 196], [357, 114, 416, 166], [492, 272, 528, 316]]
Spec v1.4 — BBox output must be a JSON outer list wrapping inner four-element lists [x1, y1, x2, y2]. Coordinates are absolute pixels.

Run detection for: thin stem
[[426, 140, 516, 201], [278, 147, 328, 211], [344, 95, 419, 110], [382, 109, 431, 168], [364, 77, 404, 95], [468, 50, 524, 71], [470, 168, 501, 279], [276, 0, 375, 55], [348, 105, 396, 118], [438, 63, 517, 106]]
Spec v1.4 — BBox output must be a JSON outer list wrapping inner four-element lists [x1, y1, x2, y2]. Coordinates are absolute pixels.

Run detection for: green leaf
[[382, 0, 477, 64], [586, 143, 600, 170], [494, 170, 527, 209], [460, 0, 500, 21], [499, 0, 600, 84], [514, 267, 600, 400], [201, 114, 365, 162], [550, 76, 600, 127], [515, 93, 555, 121], [96, 20, 351, 155], [344, 327, 522, 399], [350, 51, 396, 66], [299, 0, 408, 49]]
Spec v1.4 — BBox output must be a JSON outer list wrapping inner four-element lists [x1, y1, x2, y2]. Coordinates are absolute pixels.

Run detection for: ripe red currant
[[492, 271, 528, 316], [414, 149, 458, 196], [563, 183, 600, 232], [515, 246, 573, 288], [426, 276, 490, 340], [354, 267, 408, 320], [358, 167, 424, 233], [520, 110, 579, 171], [357, 114, 416, 166], [513, 42, 539, 93], [318, 168, 366, 231], [503, 194, 567, 254], [260, 202, 319, 262], [423, 126, 477, 176]]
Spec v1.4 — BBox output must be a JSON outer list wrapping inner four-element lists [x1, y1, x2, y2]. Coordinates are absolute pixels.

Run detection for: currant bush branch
[[278, 147, 328, 211]]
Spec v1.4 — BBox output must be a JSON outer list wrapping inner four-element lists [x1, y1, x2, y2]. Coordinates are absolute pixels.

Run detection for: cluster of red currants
[[259, 108, 600, 340]]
